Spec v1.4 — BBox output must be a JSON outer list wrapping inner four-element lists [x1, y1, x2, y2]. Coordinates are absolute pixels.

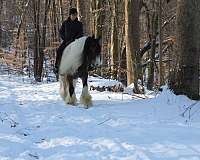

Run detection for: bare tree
[[0, 0, 4, 47], [91, 0, 103, 38], [77, 0, 90, 34], [147, 1, 157, 90], [33, 0, 41, 81], [110, 0, 118, 79], [158, 0, 164, 86], [125, 0, 140, 93], [170, 0, 200, 99], [59, 0, 64, 22], [33, 0, 51, 81]]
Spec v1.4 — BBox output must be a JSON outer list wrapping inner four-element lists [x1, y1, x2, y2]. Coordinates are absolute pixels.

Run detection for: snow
[[0, 74, 200, 160]]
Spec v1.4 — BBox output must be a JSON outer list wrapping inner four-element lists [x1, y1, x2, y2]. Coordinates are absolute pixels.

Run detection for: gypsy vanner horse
[[59, 36, 101, 108]]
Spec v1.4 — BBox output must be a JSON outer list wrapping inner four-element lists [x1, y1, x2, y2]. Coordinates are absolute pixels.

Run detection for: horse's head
[[85, 35, 101, 69]]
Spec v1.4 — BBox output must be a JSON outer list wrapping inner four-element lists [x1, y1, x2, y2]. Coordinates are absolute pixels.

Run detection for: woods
[[0, 0, 199, 100]]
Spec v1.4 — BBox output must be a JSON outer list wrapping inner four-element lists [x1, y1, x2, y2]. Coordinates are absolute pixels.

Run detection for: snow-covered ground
[[0, 74, 200, 160]]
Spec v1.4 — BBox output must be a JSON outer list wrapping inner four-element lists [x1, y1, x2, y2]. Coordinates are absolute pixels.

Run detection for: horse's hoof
[[67, 102, 77, 106], [65, 94, 77, 106], [80, 94, 92, 107], [84, 105, 91, 109]]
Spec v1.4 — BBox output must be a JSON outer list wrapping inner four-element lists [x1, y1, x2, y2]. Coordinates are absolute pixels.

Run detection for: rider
[[54, 8, 83, 74]]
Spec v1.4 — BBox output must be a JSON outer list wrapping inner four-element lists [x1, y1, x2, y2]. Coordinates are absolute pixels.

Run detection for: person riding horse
[[54, 8, 83, 75], [59, 36, 101, 107]]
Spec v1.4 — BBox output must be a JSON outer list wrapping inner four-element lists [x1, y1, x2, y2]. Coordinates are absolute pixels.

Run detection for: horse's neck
[[82, 37, 93, 62]]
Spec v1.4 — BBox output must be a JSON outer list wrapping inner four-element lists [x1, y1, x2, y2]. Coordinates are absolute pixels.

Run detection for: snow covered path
[[0, 75, 200, 160]]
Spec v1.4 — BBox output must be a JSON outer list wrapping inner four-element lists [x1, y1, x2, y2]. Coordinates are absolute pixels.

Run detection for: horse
[[59, 36, 101, 108]]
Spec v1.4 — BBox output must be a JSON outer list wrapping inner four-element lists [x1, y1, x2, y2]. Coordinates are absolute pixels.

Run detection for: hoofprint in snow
[[0, 74, 200, 160]]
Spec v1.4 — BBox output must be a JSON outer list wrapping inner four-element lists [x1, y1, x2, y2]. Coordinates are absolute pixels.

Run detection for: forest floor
[[0, 74, 200, 160]]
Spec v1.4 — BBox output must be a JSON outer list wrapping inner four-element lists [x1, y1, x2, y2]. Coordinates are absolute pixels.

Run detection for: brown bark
[[110, 0, 118, 79], [158, 0, 164, 86], [76, 0, 90, 34], [91, 0, 103, 38], [95, 0, 102, 38], [147, 1, 157, 90], [33, 0, 40, 81], [172, 0, 200, 99], [125, 0, 140, 93], [59, 0, 64, 22], [0, 0, 3, 47], [147, 16, 157, 90], [33, 0, 51, 82]]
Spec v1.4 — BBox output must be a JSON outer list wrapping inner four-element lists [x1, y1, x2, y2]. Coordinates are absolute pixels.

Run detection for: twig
[[181, 101, 199, 117], [97, 118, 111, 125], [189, 104, 200, 119], [132, 94, 147, 99], [28, 153, 39, 159]]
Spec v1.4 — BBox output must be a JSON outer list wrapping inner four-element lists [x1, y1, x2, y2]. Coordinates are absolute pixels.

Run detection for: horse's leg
[[59, 74, 67, 100], [80, 73, 92, 108], [65, 75, 77, 105]]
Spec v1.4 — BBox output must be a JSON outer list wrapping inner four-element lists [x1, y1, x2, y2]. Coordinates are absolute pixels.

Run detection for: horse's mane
[[81, 36, 94, 63]]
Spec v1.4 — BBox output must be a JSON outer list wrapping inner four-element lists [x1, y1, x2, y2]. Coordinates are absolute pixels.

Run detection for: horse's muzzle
[[94, 55, 101, 67]]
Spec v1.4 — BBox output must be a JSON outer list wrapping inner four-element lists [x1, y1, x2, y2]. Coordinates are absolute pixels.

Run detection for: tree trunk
[[33, 0, 41, 81], [0, 0, 4, 47], [95, 0, 102, 38], [91, 0, 103, 38], [52, 0, 58, 40], [69, 0, 73, 8], [90, 0, 103, 76], [59, 0, 64, 22], [110, 0, 118, 79], [125, 0, 140, 93], [158, 0, 164, 86], [172, 0, 200, 99], [76, 0, 90, 34], [76, 0, 81, 19], [147, 11, 157, 90], [90, 0, 95, 35], [37, 0, 51, 81], [33, 0, 50, 82]]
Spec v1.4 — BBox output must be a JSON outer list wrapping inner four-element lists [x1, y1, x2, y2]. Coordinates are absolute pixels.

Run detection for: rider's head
[[69, 8, 78, 21]]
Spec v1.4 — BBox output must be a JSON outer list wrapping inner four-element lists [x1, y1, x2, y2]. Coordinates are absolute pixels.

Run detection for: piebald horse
[[59, 36, 101, 108]]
